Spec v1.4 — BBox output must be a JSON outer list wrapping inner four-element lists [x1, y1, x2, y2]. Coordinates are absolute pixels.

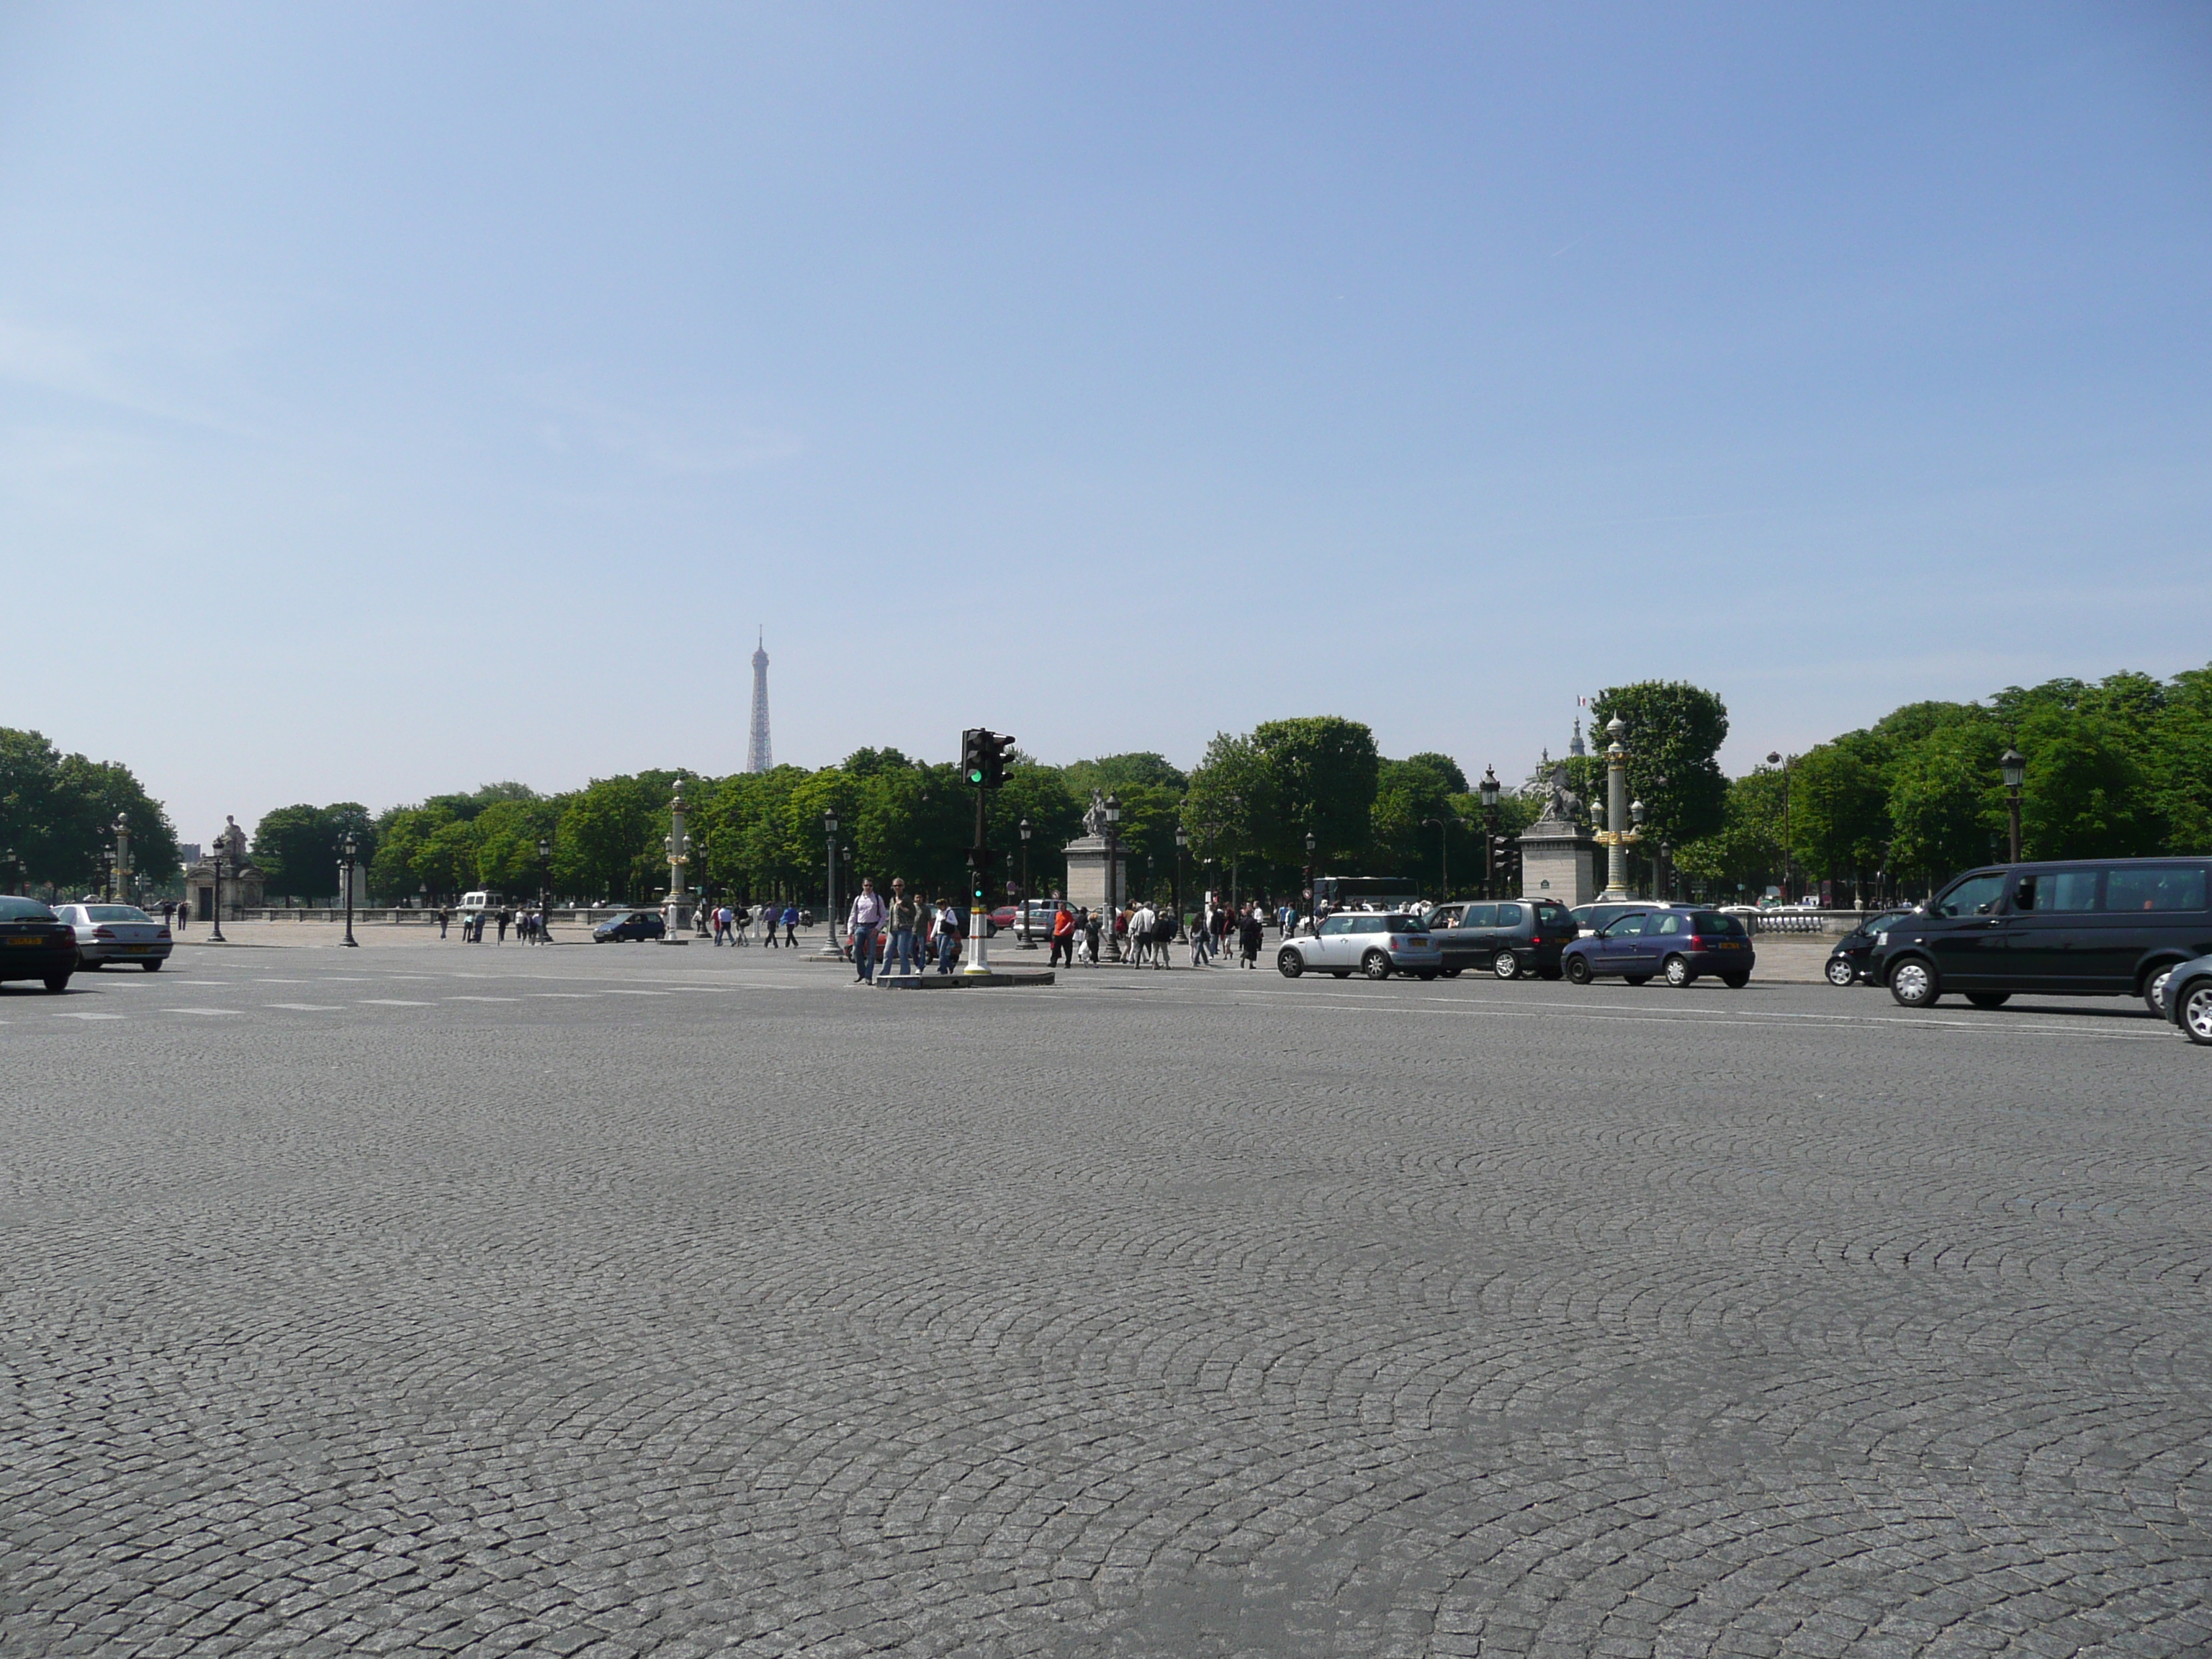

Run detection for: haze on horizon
[[3, 2, 2208, 838]]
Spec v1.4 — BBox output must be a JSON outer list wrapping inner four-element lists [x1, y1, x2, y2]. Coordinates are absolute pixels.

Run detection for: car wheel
[[1536, 965, 1563, 981], [2181, 982, 2212, 1046], [1623, 974, 1651, 986], [142, 960, 163, 972], [1825, 956, 1858, 987], [1331, 970, 1351, 979], [1565, 955, 1592, 985], [1965, 992, 2011, 1010], [1493, 951, 1521, 981], [1722, 974, 1750, 989], [2144, 963, 2176, 1017], [1439, 966, 1462, 979], [42, 974, 69, 993], [1416, 970, 1438, 981], [1277, 948, 1303, 979], [1362, 950, 1392, 981], [1889, 957, 1939, 1008], [1664, 953, 1696, 988]]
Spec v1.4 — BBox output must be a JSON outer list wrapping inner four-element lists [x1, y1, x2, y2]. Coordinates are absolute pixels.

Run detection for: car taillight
[[1686, 935, 1701, 949], [156, 928, 171, 939], [92, 926, 117, 939]]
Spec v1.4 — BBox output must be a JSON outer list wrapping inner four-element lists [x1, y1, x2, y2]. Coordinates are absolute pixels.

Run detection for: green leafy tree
[[474, 798, 565, 896], [1887, 714, 2008, 884], [1062, 752, 1188, 796], [1249, 716, 1379, 868], [1372, 753, 1470, 894], [1588, 682, 1730, 848], [1786, 740, 1889, 893], [0, 728, 179, 896], [554, 775, 665, 903], [1676, 768, 1788, 899]]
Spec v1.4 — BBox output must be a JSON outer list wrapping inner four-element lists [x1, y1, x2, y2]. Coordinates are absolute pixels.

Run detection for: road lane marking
[[357, 999, 433, 1007], [266, 1003, 344, 1012], [53, 1011, 123, 1020], [446, 995, 521, 1002]]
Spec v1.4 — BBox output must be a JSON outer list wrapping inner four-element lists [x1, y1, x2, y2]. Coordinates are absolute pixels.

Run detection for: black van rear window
[[2103, 867, 2208, 913]]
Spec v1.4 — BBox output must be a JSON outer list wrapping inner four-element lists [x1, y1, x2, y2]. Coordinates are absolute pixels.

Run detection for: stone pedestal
[[1062, 836, 1127, 914], [1517, 822, 1597, 906]]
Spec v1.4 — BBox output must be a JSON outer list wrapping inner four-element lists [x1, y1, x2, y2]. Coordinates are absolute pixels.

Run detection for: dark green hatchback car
[[0, 896, 78, 992]]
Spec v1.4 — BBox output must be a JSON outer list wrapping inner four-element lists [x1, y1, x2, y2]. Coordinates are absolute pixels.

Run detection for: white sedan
[[55, 902, 174, 970], [1277, 912, 1443, 981]]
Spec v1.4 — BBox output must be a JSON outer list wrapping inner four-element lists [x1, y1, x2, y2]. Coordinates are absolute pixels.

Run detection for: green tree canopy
[[1588, 682, 1730, 846], [0, 728, 179, 897]]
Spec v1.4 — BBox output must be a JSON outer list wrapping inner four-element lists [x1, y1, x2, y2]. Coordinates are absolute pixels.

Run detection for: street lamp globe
[[824, 810, 837, 836], [1104, 794, 1120, 825], [1480, 766, 1500, 811], [1766, 751, 1782, 767], [537, 838, 550, 861], [1175, 825, 1188, 850], [1019, 817, 1031, 842], [1305, 830, 1316, 855], [1629, 799, 1646, 827], [2000, 747, 2026, 791]]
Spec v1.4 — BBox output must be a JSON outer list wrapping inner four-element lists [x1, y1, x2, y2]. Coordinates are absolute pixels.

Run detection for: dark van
[[1874, 858, 2212, 1013], [1426, 898, 1576, 979]]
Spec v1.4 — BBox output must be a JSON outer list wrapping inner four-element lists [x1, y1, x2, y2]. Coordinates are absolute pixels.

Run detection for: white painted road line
[[53, 1011, 124, 1020], [356, 999, 433, 1007], [265, 1003, 345, 1012]]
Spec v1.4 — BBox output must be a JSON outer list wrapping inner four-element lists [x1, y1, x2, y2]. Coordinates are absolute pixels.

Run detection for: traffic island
[[862, 971, 1056, 989]]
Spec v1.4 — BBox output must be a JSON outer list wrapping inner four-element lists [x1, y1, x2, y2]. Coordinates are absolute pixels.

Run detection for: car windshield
[[84, 905, 149, 922], [0, 896, 58, 922]]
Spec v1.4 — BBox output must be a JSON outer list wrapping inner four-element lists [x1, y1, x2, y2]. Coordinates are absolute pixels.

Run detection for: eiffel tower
[[747, 630, 773, 773]]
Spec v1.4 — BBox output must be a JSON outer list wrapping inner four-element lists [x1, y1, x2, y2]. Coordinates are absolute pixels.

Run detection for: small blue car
[[593, 910, 667, 943], [1562, 907, 1755, 988]]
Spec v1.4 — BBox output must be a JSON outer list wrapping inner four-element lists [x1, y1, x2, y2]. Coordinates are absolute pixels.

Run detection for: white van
[[457, 891, 506, 920]]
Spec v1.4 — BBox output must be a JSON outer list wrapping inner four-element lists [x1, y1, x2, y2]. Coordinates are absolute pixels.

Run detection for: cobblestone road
[[4, 942, 2207, 1657]]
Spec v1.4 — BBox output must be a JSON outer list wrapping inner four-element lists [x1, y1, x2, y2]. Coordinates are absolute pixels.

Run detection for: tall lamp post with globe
[[1479, 768, 1501, 897], [208, 837, 227, 944], [1174, 824, 1189, 938], [339, 834, 359, 947], [1017, 819, 1036, 950], [817, 810, 842, 959]]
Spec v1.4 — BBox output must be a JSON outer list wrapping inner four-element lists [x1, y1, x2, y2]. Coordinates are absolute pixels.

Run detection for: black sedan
[[1823, 910, 1914, 986], [0, 896, 78, 992], [593, 910, 667, 943]]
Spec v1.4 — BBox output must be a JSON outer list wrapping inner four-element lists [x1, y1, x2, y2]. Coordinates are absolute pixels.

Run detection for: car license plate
[[125, 944, 153, 953], [6, 935, 42, 946]]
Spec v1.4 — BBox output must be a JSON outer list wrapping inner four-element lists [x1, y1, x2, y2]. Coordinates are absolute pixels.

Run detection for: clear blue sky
[[4, 2, 2208, 840]]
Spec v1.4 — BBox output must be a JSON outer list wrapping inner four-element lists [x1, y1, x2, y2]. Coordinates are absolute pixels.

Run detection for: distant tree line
[[1673, 667, 2212, 904], [0, 729, 179, 898]]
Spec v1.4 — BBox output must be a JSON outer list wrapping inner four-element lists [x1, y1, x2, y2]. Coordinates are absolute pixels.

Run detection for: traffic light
[[982, 731, 1017, 790], [966, 842, 995, 904], [961, 728, 987, 786]]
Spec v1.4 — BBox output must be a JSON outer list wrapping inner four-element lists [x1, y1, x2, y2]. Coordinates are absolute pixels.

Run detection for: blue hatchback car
[[1562, 908, 1755, 987]]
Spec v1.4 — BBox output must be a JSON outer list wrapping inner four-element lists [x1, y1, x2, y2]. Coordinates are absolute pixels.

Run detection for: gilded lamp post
[[1593, 716, 1640, 901]]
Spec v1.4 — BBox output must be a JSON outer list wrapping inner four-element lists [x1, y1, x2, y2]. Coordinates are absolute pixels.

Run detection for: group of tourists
[[701, 902, 801, 946], [433, 906, 554, 943], [843, 878, 977, 982]]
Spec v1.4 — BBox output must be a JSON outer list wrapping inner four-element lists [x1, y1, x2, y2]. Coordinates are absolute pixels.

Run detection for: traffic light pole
[[965, 782, 993, 976]]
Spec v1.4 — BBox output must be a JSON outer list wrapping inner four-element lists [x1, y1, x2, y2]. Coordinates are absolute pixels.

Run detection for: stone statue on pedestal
[[1080, 790, 1108, 840]]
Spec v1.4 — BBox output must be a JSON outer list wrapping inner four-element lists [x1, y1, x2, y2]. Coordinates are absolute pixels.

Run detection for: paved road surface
[[3, 943, 2206, 1657]]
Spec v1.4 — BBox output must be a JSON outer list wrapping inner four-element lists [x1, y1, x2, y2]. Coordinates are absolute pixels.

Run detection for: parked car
[[1562, 909, 1755, 987], [1871, 858, 2212, 1012], [593, 910, 667, 943], [1824, 911, 1915, 986], [1011, 899, 1066, 942], [1425, 898, 1576, 979], [986, 904, 1018, 937], [2165, 953, 2212, 1046], [0, 896, 77, 992], [1276, 912, 1442, 981], [53, 902, 174, 970]]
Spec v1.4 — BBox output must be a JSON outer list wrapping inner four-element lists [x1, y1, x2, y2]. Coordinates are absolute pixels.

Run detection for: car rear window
[[1688, 913, 1743, 935], [1535, 904, 1570, 927], [1457, 904, 1495, 928], [0, 897, 58, 922], [2103, 866, 2208, 913], [1382, 914, 1426, 932], [84, 905, 149, 922], [1496, 903, 1524, 925]]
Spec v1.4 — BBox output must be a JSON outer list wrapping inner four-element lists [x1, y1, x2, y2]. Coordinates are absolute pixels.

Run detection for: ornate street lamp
[[1303, 830, 1316, 925], [819, 809, 841, 958], [1594, 718, 1641, 901], [538, 838, 552, 940], [340, 834, 359, 947], [1479, 766, 1501, 899], [1017, 819, 1036, 950], [1767, 750, 1792, 902], [2000, 747, 2026, 863], [1103, 794, 1123, 962], [1174, 824, 1189, 941], [209, 835, 227, 944], [112, 813, 131, 905]]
